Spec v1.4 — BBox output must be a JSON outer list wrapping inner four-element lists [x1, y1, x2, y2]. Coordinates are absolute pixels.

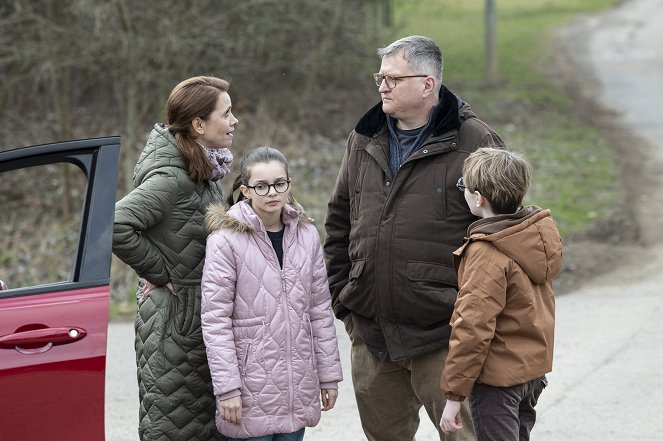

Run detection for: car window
[[0, 162, 86, 289]]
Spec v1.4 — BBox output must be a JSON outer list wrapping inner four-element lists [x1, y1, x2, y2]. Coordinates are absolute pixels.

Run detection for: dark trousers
[[469, 376, 548, 441]]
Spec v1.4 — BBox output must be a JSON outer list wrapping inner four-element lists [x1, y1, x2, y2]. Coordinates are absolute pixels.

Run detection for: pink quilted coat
[[201, 201, 343, 439]]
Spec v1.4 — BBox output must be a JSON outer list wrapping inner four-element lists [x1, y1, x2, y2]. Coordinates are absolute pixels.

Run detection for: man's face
[[378, 54, 427, 121]]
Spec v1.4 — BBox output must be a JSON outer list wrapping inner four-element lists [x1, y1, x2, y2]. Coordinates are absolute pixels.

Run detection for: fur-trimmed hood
[[206, 199, 311, 234]]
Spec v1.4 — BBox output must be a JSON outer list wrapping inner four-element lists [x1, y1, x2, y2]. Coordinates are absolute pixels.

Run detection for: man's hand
[[440, 399, 463, 434], [343, 313, 354, 336]]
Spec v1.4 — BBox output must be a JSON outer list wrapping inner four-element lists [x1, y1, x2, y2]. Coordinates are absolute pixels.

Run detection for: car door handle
[[0, 327, 87, 349]]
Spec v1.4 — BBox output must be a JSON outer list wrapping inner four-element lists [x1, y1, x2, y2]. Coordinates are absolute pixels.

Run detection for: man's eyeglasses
[[456, 177, 467, 192], [373, 73, 428, 89], [246, 179, 291, 196]]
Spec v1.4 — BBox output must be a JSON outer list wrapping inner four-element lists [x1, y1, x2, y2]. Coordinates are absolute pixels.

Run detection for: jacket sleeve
[[308, 226, 343, 386], [201, 231, 242, 398], [441, 242, 507, 400], [112, 171, 177, 286], [323, 132, 355, 320]]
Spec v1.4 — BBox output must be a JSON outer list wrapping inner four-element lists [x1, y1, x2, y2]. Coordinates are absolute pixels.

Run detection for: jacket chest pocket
[[350, 160, 369, 221], [398, 161, 448, 220], [431, 162, 447, 220]]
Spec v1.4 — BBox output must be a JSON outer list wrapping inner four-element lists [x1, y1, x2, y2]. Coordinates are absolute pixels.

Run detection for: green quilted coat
[[113, 123, 226, 441]]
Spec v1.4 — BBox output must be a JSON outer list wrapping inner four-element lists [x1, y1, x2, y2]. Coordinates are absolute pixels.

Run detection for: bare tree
[[1, 0, 383, 188]]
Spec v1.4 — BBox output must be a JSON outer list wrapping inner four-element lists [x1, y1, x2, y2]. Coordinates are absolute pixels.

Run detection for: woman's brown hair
[[166, 76, 230, 183]]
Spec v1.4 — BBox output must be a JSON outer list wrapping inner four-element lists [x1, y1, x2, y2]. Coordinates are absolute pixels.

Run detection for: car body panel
[[0, 137, 120, 441]]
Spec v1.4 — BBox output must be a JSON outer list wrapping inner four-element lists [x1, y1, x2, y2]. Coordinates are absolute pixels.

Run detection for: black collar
[[354, 85, 461, 138]]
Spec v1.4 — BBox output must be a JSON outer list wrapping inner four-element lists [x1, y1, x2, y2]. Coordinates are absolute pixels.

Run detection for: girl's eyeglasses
[[246, 179, 291, 196]]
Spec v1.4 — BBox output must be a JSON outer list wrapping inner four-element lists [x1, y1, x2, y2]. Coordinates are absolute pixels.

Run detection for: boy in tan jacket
[[439, 147, 562, 441]]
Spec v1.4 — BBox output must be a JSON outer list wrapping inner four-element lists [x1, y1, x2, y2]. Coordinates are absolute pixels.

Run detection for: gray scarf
[[199, 144, 233, 181]]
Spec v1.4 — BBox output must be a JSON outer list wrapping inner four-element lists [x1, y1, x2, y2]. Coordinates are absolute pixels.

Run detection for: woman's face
[[240, 160, 291, 221], [196, 92, 238, 149]]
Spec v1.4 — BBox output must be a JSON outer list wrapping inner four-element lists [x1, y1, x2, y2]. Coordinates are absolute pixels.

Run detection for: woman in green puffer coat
[[113, 76, 237, 441]]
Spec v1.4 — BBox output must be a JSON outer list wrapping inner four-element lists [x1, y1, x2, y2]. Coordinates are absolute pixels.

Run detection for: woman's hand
[[219, 396, 243, 425], [439, 400, 463, 434], [141, 280, 175, 298], [320, 389, 338, 411]]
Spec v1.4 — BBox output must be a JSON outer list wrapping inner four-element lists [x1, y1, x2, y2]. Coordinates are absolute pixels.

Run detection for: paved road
[[536, 1, 663, 439], [105, 320, 440, 441], [105, 1, 663, 439]]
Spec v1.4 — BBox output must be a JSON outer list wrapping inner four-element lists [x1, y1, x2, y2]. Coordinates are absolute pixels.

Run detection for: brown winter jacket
[[442, 206, 563, 401], [324, 86, 504, 361]]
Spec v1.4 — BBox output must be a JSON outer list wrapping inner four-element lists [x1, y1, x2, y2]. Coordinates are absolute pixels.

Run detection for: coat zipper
[[275, 225, 295, 418], [242, 342, 252, 378]]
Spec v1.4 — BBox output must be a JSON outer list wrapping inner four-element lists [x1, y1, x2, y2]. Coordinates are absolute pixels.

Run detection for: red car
[[0, 138, 120, 441]]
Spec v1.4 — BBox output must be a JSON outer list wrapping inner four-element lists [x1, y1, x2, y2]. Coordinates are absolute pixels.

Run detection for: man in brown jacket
[[324, 35, 504, 441], [440, 148, 562, 440]]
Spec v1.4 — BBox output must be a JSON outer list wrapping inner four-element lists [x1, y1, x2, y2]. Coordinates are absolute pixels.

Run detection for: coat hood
[[463, 206, 563, 284], [133, 123, 188, 186], [355, 85, 467, 138], [206, 199, 312, 234]]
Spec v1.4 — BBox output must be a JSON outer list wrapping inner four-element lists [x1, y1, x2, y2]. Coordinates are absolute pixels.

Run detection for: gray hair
[[378, 35, 444, 90]]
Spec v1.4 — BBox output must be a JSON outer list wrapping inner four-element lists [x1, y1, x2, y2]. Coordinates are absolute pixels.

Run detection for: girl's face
[[196, 92, 238, 149], [240, 160, 291, 221]]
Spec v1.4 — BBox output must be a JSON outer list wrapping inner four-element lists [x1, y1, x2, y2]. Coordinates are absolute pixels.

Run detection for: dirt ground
[[545, 16, 654, 296]]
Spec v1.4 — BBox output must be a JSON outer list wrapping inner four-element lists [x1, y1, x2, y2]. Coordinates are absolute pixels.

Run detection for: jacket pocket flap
[[407, 261, 456, 285]]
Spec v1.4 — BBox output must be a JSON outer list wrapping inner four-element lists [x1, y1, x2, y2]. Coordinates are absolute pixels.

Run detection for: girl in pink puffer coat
[[201, 146, 343, 441]]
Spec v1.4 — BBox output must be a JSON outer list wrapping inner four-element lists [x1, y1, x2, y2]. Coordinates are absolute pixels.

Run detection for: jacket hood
[[206, 199, 312, 233], [465, 206, 563, 284], [355, 85, 466, 138], [133, 123, 188, 185]]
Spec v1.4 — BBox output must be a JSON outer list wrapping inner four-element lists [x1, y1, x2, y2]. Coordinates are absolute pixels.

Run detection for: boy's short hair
[[463, 147, 531, 214]]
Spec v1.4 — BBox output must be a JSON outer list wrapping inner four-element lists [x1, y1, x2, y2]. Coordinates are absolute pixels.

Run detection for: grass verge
[[392, 0, 620, 236]]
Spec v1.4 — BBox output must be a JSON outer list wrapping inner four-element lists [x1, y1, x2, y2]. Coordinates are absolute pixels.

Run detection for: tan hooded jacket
[[442, 206, 562, 401]]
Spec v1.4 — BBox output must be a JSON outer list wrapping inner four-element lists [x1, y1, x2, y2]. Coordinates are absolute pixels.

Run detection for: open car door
[[0, 137, 120, 441]]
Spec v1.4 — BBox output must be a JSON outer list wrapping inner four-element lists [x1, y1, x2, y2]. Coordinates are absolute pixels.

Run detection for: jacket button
[[385, 181, 391, 186], [436, 187, 443, 193], [422, 149, 429, 154], [452, 142, 457, 147]]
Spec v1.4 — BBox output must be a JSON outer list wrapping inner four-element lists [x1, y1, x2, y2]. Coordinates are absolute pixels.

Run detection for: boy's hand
[[440, 400, 463, 434]]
